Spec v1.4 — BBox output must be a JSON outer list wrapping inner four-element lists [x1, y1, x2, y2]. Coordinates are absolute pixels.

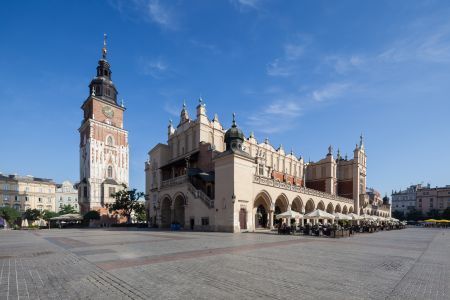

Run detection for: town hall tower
[[78, 35, 129, 214]]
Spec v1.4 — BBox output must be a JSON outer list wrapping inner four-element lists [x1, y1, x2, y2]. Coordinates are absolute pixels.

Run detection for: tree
[[427, 209, 441, 219], [392, 210, 405, 221], [107, 184, 145, 224], [23, 209, 41, 222], [135, 209, 147, 223], [83, 210, 100, 221], [406, 208, 423, 221], [42, 210, 58, 221], [59, 204, 77, 215], [0, 207, 21, 227], [442, 207, 450, 220]]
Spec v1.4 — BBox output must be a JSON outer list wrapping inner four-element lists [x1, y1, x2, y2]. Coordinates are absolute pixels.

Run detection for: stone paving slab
[[0, 228, 449, 299]]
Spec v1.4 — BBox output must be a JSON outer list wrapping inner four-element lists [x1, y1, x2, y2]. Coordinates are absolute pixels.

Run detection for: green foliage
[[83, 210, 100, 220], [42, 210, 59, 221], [59, 204, 77, 215], [427, 209, 441, 219], [0, 207, 21, 226], [442, 207, 450, 220], [135, 209, 147, 223], [107, 184, 145, 223], [23, 208, 41, 221], [392, 210, 405, 221], [405, 208, 423, 221]]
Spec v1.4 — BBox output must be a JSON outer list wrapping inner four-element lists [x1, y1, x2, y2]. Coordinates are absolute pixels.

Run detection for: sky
[[1, 0, 449, 196]]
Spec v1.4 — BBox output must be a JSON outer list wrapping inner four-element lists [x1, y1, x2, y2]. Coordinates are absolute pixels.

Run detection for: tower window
[[107, 136, 113, 146], [108, 166, 113, 178]]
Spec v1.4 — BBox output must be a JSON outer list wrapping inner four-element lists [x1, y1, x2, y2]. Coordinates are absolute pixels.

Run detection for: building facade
[[55, 181, 79, 212], [0, 173, 56, 212], [391, 184, 420, 217], [145, 100, 390, 232], [78, 36, 129, 214], [416, 185, 450, 214]]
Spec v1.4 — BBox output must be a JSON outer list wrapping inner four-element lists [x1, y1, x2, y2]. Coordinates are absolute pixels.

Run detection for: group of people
[[277, 220, 405, 237]]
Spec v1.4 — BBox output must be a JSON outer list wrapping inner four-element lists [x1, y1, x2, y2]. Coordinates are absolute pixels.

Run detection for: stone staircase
[[187, 182, 215, 209]]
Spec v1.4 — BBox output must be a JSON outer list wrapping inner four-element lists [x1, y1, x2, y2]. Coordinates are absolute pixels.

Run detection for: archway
[[360, 208, 364, 215], [335, 204, 342, 213], [274, 194, 289, 226], [160, 197, 172, 228], [342, 205, 348, 214], [173, 194, 185, 227], [349, 206, 354, 213], [254, 191, 271, 229], [305, 199, 315, 214], [317, 201, 325, 211], [291, 197, 303, 213], [326, 202, 334, 214]]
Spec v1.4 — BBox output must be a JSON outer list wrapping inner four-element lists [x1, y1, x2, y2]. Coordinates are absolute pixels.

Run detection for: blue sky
[[1, 0, 449, 196]]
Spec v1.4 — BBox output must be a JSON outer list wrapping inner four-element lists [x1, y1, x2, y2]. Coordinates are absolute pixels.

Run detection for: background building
[[416, 185, 450, 215], [0, 173, 56, 212], [391, 184, 420, 217], [78, 36, 129, 215], [55, 181, 79, 212]]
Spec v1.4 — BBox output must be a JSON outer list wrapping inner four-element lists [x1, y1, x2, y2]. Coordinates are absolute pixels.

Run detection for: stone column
[[269, 211, 274, 230]]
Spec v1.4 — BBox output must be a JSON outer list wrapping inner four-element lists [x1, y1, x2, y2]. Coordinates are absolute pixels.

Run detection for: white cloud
[[324, 55, 364, 74], [284, 43, 305, 60], [246, 99, 302, 134], [163, 102, 180, 117], [266, 59, 294, 77], [312, 83, 350, 102], [139, 57, 168, 78], [108, 0, 177, 30], [147, 0, 174, 29], [378, 23, 450, 63], [230, 0, 262, 12], [266, 38, 309, 77]]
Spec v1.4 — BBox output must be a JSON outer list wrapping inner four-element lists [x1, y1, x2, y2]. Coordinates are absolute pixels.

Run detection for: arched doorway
[[173, 194, 185, 227], [256, 204, 268, 228], [274, 194, 289, 226], [254, 192, 271, 229], [326, 203, 334, 214], [160, 197, 172, 228], [239, 208, 247, 230]]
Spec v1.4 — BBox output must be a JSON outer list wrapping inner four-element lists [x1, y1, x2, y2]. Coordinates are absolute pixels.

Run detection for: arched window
[[107, 136, 113, 146], [107, 166, 113, 178]]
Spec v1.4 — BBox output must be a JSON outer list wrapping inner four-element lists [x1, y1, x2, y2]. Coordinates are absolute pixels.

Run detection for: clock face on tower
[[102, 106, 114, 118]]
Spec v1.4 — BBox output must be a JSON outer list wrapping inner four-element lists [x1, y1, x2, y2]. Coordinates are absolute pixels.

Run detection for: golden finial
[[102, 33, 107, 59]]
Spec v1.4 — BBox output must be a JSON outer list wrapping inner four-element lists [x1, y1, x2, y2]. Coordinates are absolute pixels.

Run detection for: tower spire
[[102, 33, 107, 59]]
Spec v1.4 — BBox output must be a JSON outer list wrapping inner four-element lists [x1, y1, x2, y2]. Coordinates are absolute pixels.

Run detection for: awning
[[305, 209, 335, 220], [276, 210, 303, 219]]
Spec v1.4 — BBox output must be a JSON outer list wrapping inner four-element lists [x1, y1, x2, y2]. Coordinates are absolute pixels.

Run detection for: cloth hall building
[[145, 101, 391, 232]]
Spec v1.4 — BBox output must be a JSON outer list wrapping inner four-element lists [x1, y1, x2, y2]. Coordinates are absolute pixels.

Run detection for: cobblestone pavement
[[0, 228, 449, 299]]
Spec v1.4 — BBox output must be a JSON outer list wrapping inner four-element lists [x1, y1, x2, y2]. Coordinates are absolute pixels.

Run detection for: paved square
[[0, 228, 449, 299]]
